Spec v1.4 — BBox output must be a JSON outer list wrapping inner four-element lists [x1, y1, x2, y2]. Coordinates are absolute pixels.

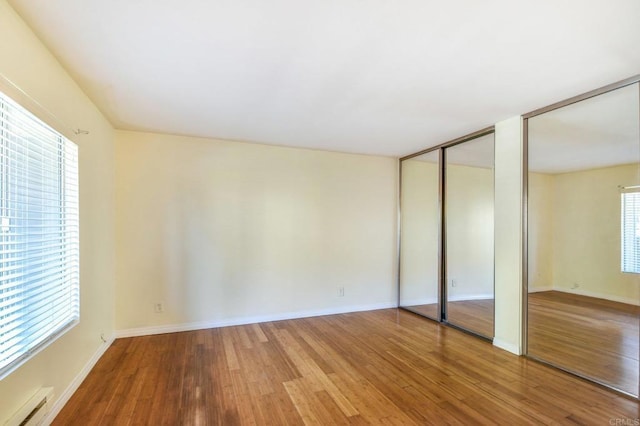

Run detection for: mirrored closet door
[[399, 129, 495, 341], [444, 134, 495, 338], [399, 149, 441, 320], [526, 81, 640, 397]]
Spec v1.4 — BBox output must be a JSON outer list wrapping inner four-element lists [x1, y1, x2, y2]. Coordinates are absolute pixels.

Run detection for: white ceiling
[[7, 0, 640, 157]]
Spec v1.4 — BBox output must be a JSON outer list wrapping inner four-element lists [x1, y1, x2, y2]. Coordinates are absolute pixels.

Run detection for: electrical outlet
[[154, 302, 164, 313], [337, 286, 345, 297], [451, 279, 457, 287]]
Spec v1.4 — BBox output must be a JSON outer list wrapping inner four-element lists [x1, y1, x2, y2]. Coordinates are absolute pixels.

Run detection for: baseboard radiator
[[5, 388, 54, 426]]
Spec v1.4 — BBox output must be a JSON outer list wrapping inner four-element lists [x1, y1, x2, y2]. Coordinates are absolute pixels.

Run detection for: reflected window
[[621, 190, 640, 274]]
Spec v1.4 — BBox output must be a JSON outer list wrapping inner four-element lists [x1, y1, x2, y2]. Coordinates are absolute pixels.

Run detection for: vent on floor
[[5, 387, 54, 426]]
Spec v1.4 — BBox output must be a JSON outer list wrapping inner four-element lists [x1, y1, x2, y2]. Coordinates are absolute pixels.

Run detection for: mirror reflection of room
[[527, 83, 640, 397], [399, 133, 495, 340], [399, 149, 440, 320], [445, 134, 495, 338]]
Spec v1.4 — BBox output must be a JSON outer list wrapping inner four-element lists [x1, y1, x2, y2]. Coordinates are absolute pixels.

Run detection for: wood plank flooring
[[53, 309, 639, 425], [528, 291, 639, 397]]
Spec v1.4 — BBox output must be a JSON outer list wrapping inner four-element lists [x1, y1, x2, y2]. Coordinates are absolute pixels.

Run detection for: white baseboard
[[43, 335, 115, 425], [493, 338, 521, 355], [552, 288, 639, 306], [115, 302, 397, 338]]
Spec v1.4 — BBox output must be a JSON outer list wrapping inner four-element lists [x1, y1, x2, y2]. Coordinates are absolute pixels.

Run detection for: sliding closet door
[[444, 134, 495, 338], [527, 82, 640, 397], [399, 150, 440, 320]]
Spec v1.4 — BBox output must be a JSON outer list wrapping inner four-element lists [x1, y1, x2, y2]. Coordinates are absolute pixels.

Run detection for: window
[[621, 189, 640, 274], [0, 90, 79, 379]]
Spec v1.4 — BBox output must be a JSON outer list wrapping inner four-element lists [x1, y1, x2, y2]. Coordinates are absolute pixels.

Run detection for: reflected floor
[[402, 299, 495, 339], [528, 291, 639, 397], [403, 303, 439, 321]]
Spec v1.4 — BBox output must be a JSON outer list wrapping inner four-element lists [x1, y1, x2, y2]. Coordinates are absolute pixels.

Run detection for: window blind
[[621, 189, 640, 274], [0, 90, 79, 379]]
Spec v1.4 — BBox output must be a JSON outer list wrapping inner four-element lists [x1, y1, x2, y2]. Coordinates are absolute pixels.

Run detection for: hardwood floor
[[54, 309, 639, 425], [528, 291, 640, 397]]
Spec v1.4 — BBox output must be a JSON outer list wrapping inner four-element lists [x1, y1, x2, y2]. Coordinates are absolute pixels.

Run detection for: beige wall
[[0, 0, 116, 422], [529, 163, 640, 304], [115, 130, 397, 332]]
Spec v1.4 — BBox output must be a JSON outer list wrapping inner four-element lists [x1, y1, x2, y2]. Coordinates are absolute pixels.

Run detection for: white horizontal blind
[[621, 189, 640, 274], [0, 90, 79, 379]]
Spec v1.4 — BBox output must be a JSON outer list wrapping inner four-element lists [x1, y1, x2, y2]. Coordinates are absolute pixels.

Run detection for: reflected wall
[[445, 134, 495, 338], [399, 150, 440, 320]]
